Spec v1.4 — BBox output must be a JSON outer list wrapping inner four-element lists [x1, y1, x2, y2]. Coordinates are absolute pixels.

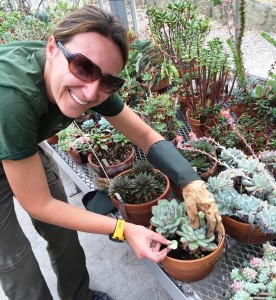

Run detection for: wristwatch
[[109, 218, 125, 243]]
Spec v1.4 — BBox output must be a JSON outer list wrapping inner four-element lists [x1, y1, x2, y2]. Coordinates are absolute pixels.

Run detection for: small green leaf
[[168, 240, 178, 250]]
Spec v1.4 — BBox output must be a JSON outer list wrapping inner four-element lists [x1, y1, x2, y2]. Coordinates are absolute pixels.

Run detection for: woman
[[0, 5, 222, 300]]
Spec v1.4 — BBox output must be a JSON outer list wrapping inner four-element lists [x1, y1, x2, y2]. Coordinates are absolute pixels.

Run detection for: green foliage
[[109, 162, 167, 204], [57, 123, 82, 152], [225, 242, 276, 299], [176, 211, 218, 253], [206, 145, 276, 234], [151, 199, 219, 255], [136, 93, 182, 141], [151, 199, 186, 238], [0, 0, 74, 42]]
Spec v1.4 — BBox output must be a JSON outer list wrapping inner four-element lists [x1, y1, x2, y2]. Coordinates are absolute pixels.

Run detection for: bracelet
[[109, 219, 125, 243]]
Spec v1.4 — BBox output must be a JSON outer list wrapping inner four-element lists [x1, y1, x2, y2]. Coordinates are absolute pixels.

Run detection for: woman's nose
[[82, 78, 101, 101]]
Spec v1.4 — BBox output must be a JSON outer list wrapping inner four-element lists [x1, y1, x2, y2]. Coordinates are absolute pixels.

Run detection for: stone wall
[[144, 0, 276, 33]]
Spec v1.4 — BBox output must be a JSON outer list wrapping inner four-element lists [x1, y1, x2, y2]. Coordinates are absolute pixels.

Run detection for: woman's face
[[45, 32, 124, 118]]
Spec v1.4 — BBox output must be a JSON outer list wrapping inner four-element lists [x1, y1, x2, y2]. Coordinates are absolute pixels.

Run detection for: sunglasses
[[56, 41, 125, 94]]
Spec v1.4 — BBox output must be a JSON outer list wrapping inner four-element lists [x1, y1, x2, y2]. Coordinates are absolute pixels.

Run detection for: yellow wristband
[[109, 219, 125, 242]]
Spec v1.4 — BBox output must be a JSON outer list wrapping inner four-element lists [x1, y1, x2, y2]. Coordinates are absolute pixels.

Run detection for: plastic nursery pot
[[87, 145, 135, 178], [111, 169, 170, 227], [222, 216, 276, 244], [150, 224, 226, 283]]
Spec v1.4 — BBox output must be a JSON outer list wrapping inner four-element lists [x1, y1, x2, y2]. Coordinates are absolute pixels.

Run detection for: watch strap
[[109, 219, 125, 242]]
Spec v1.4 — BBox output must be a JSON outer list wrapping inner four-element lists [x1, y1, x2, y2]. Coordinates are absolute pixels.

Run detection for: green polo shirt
[[0, 41, 124, 160]]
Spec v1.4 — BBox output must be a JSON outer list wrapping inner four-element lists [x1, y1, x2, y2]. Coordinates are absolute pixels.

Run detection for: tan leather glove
[[182, 180, 223, 240]]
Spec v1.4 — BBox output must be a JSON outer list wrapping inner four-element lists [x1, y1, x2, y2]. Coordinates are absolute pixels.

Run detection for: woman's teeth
[[69, 90, 88, 106]]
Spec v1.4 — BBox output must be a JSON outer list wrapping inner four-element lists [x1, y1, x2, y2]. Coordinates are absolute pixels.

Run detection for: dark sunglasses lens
[[101, 76, 125, 94], [69, 55, 99, 82]]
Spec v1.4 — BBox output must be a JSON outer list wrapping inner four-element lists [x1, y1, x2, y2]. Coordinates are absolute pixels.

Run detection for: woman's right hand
[[124, 223, 171, 263]]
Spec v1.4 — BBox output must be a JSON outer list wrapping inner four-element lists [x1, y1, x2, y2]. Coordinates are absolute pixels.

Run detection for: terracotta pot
[[67, 149, 88, 165], [229, 103, 247, 119], [160, 224, 225, 282], [111, 169, 170, 227], [185, 109, 206, 138], [141, 78, 170, 94], [222, 215, 276, 244], [87, 146, 135, 178], [47, 134, 59, 144]]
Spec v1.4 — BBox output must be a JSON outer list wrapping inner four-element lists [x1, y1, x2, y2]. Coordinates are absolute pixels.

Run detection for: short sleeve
[[92, 93, 124, 116], [0, 86, 39, 160]]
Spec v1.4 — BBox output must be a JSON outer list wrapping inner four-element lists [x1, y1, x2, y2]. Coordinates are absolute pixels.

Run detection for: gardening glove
[[183, 180, 223, 240]]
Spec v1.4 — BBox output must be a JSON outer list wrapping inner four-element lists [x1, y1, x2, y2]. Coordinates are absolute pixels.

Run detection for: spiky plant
[[130, 172, 164, 203], [109, 162, 167, 205]]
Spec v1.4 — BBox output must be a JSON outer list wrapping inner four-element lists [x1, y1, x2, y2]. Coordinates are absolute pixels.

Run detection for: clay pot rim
[[162, 224, 225, 263], [111, 169, 170, 208]]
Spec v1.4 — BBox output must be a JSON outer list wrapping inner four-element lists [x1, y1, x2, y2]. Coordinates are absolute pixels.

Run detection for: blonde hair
[[52, 5, 129, 67]]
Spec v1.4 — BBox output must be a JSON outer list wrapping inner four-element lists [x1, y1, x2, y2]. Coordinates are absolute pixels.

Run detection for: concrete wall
[[143, 0, 276, 33]]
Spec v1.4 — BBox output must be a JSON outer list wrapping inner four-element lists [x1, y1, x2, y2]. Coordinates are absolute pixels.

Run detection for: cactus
[[151, 199, 186, 238]]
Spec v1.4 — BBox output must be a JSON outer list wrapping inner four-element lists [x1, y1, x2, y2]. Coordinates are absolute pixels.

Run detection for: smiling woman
[[0, 3, 225, 300]]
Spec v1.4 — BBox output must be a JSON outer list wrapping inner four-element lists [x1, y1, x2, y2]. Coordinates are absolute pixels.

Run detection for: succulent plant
[[255, 204, 276, 234], [237, 157, 263, 175], [242, 172, 274, 195], [258, 150, 276, 174], [176, 211, 218, 253], [234, 194, 262, 225], [109, 163, 167, 205], [130, 172, 164, 202], [219, 147, 247, 167], [151, 199, 186, 238], [109, 175, 132, 201], [225, 242, 276, 299], [190, 138, 216, 154], [207, 172, 234, 193], [81, 119, 95, 133], [213, 188, 237, 216]]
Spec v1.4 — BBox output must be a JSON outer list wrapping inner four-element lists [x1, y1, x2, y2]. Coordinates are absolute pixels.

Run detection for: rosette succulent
[[225, 242, 276, 299], [150, 199, 186, 238]]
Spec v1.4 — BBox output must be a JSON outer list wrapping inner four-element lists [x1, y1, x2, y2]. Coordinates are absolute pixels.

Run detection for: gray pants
[[0, 148, 93, 300]]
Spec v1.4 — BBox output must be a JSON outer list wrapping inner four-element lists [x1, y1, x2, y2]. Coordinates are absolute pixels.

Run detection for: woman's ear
[[46, 35, 57, 62]]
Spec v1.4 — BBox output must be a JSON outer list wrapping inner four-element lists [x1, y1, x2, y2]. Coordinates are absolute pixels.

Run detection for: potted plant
[[57, 123, 90, 165], [206, 144, 276, 243], [136, 93, 182, 142], [209, 111, 268, 155], [224, 241, 276, 299], [147, 1, 233, 137], [171, 137, 218, 199], [150, 198, 225, 282], [109, 161, 170, 227], [87, 117, 135, 178]]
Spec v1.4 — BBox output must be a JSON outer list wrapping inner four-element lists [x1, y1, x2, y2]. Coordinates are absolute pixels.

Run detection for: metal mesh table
[[40, 108, 276, 300]]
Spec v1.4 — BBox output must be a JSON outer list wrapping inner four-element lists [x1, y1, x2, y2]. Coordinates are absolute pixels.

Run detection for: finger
[[215, 213, 223, 241], [146, 247, 170, 263], [151, 232, 171, 246], [205, 212, 216, 238], [186, 204, 200, 229]]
